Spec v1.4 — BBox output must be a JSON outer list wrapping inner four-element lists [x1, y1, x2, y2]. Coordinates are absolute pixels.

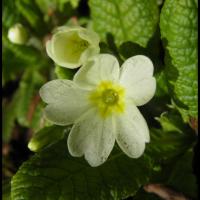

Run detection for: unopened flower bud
[[8, 23, 28, 45]]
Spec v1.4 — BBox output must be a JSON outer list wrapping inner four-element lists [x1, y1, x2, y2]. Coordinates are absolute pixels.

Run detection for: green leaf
[[35, 0, 57, 14], [36, 0, 79, 13], [155, 110, 186, 133], [118, 27, 165, 73], [104, 34, 124, 65], [35, 0, 75, 24], [146, 127, 196, 161], [28, 125, 67, 152], [29, 101, 45, 132], [2, 33, 48, 70], [59, 0, 80, 9], [69, 0, 80, 8], [89, 0, 159, 47], [3, 69, 45, 135], [2, 48, 25, 85], [15, 0, 46, 34], [3, 179, 11, 200], [167, 150, 198, 199], [147, 106, 196, 159], [154, 71, 169, 97], [16, 69, 45, 127], [11, 138, 152, 200], [160, 0, 198, 121], [2, 92, 20, 142], [2, 0, 22, 29], [55, 65, 76, 80], [119, 42, 148, 59]]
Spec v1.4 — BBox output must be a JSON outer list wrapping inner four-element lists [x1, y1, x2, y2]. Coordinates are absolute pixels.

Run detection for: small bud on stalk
[[8, 23, 28, 45]]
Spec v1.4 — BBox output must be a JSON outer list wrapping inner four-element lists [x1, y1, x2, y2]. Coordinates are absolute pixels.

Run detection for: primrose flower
[[46, 26, 100, 69], [39, 54, 156, 167]]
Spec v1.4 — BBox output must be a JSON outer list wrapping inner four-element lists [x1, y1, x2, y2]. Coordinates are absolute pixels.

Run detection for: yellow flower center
[[89, 81, 125, 118], [102, 89, 119, 105]]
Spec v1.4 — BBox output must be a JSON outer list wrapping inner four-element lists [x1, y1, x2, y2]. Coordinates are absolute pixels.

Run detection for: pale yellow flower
[[46, 26, 100, 69], [40, 54, 156, 167]]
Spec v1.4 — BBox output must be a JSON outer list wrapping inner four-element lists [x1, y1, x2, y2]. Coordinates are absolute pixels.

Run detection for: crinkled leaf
[[167, 150, 198, 199], [119, 27, 163, 61], [160, 0, 198, 121], [28, 125, 67, 152], [146, 127, 196, 161], [154, 71, 168, 97], [89, 0, 159, 47], [119, 27, 165, 75], [11, 138, 152, 200], [119, 42, 149, 59]]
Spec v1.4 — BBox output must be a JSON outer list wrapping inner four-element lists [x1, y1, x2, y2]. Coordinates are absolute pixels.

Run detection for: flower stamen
[[89, 81, 125, 118], [102, 89, 119, 105]]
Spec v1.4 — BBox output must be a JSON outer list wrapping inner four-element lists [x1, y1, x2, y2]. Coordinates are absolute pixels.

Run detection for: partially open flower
[[40, 54, 156, 167], [46, 26, 100, 69], [7, 23, 28, 45]]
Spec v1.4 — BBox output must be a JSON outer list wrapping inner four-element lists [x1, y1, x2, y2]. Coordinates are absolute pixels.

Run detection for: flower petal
[[52, 32, 82, 68], [80, 46, 100, 65], [68, 109, 115, 167], [120, 55, 154, 82], [78, 28, 100, 46], [74, 54, 120, 89], [39, 80, 90, 125], [46, 40, 53, 59], [127, 77, 156, 106], [119, 55, 156, 106], [46, 32, 81, 68], [116, 104, 149, 158], [46, 26, 100, 69], [55, 26, 84, 33], [78, 29, 100, 64]]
